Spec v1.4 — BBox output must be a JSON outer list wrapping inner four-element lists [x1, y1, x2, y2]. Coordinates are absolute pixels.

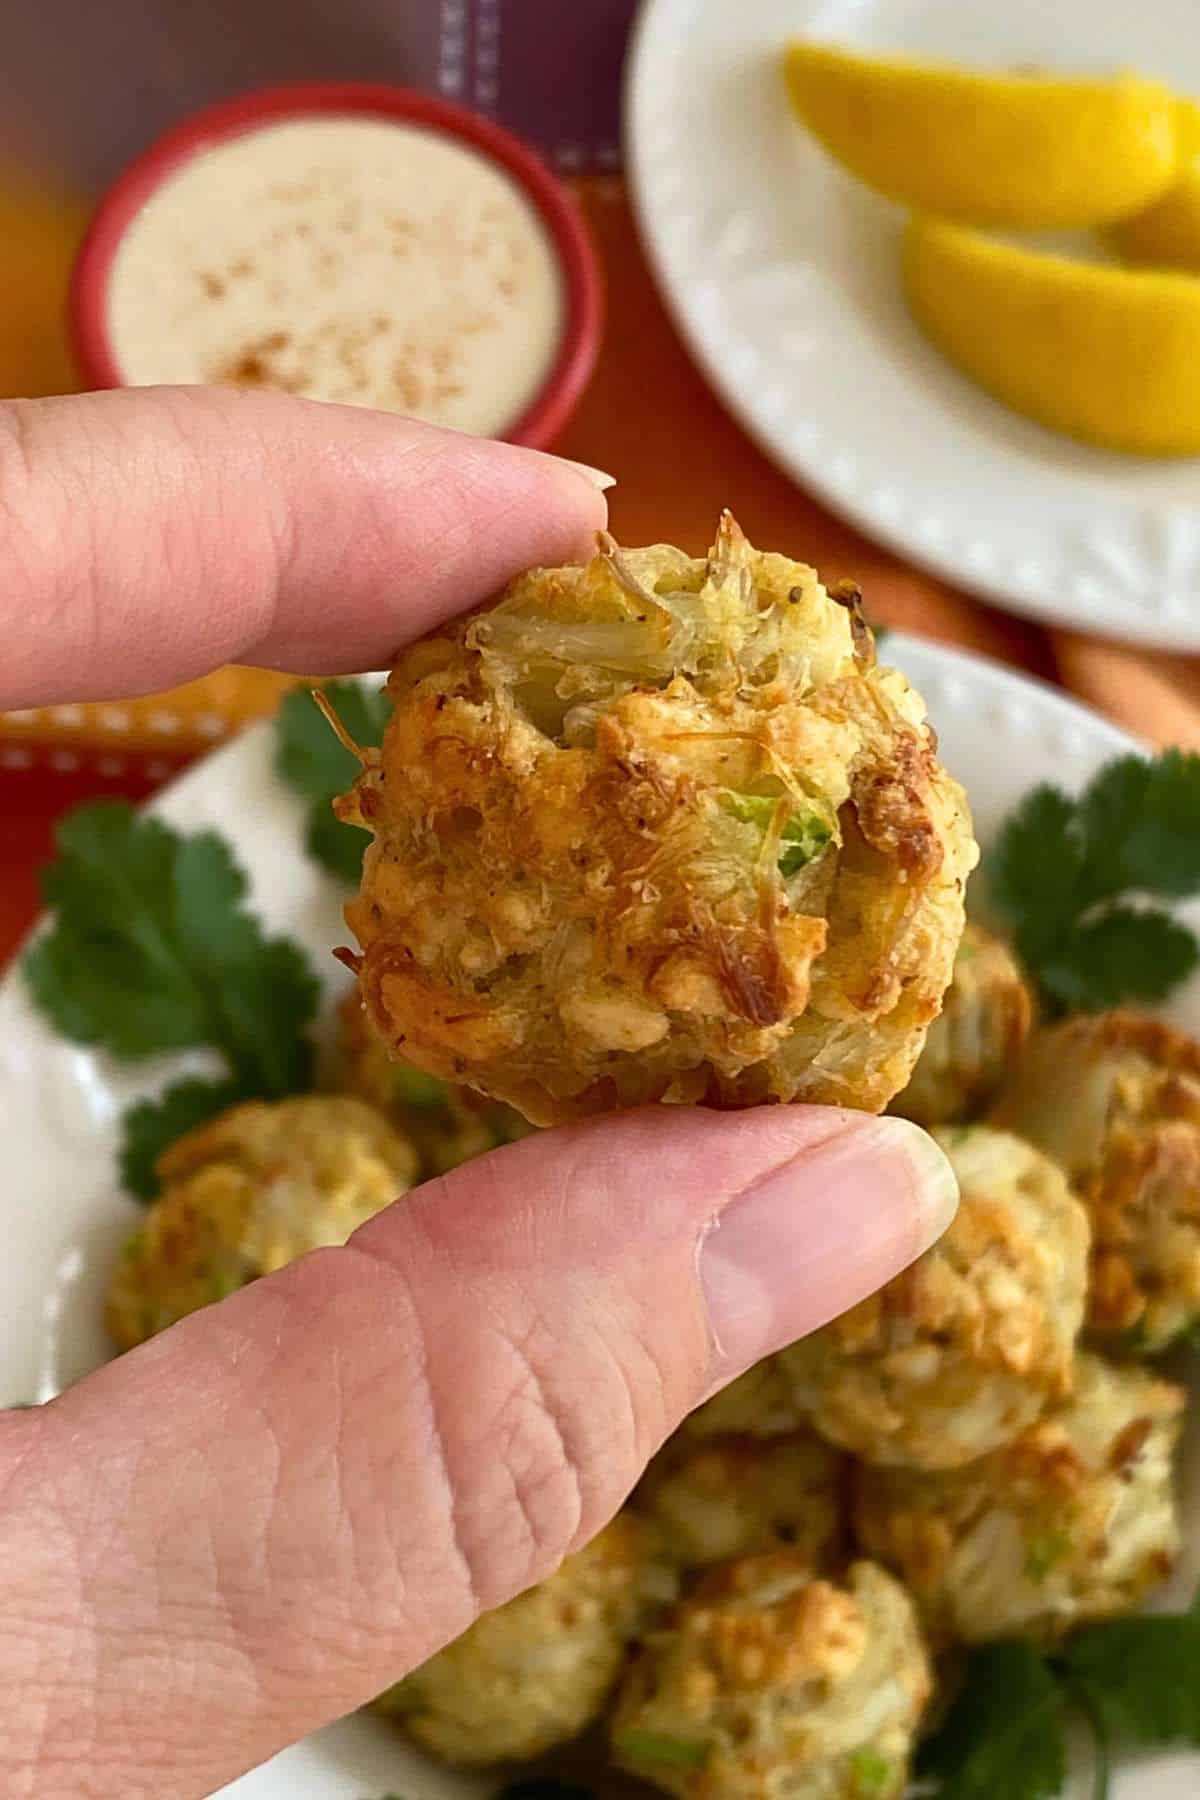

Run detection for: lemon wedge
[[1110, 100, 1200, 269], [784, 42, 1179, 229], [904, 215, 1200, 455]]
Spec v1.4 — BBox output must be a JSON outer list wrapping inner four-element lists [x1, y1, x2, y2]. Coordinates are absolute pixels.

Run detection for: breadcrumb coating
[[637, 1431, 847, 1571], [892, 921, 1034, 1127], [106, 1095, 416, 1349], [611, 1554, 931, 1798], [374, 1513, 674, 1766], [854, 1353, 1183, 1644], [334, 990, 533, 1175], [780, 1127, 1090, 1468], [993, 1012, 1200, 1351], [338, 517, 976, 1123]]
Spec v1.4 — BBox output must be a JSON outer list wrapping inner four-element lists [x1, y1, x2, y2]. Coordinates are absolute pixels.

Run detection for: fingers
[[0, 387, 609, 709], [0, 1105, 955, 1799]]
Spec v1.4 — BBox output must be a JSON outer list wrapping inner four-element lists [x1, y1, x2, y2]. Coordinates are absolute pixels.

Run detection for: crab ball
[[610, 1554, 932, 1799], [106, 1094, 416, 1350], [891, 921, 1034, 1127], [636, 1431, 847, 1571], [335, 990, 533, 1176], [780, 1127, 1090, 1468], [338, 515, 976, 1124], [992, 1012, 1200, 1352], [373, 1513, 673, 1766], [683, 1359, 810, 1442], [854, 1353, 1184, 1645]]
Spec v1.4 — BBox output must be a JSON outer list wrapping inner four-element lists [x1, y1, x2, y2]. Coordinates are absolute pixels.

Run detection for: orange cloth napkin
[[1054, 632, 1200, 750], [1, 170, 1197, 757]]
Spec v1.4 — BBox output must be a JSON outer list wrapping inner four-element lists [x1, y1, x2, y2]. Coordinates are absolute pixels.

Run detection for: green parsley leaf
[[1057, 1610, 1200, 1751], [918, 1641, 1066, 1800], [1079, 752, 1200, 901], [26, 803, 319, 1073], [274, 680, 391, 882], [24, 801, 321, 1199], [275, 679, 389, 798], [988, 787, 1086, 961], [987, 751, 1200, 1015], [119, 1077, 245, 1201], [1036, 909, 1199, 1012], [304, 799, 370, 886]]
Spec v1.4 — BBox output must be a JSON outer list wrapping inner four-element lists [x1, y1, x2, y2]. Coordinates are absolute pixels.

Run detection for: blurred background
[[1, 0, 1196, 957]]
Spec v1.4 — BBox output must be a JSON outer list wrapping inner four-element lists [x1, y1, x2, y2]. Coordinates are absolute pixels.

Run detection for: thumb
[[0, 1105, 955, 1799]]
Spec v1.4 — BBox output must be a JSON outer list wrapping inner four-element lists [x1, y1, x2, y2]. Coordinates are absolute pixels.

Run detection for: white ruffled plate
[[627, 0, 1200, 649], [0, 637, 1197, 1795]]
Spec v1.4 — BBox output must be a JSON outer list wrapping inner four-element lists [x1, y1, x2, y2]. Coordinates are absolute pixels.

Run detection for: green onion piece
[[850, 1749, 893, 1794], [778, 812, 834, 876], [1025, 1529, 1071, 1584], [389, 1064, 450, 1108], [720, 792, 833, 876], [614, 1729, 708, 1770]]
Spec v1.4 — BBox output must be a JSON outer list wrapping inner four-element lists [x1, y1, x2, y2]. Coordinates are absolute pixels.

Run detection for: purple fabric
[[1, 0, 638, 190], [489, 0, 637, 166]]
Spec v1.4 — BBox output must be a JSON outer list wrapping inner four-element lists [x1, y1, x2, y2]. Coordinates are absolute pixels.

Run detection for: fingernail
[[698, 1116, 958, 1390], [553, 456, 617, 491]]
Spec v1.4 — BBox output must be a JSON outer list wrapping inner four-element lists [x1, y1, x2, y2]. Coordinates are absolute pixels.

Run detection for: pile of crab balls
[[104, 503, 1200, 1800], [357, 929, 1197, 1799], [103, 922, 1199, 1800]]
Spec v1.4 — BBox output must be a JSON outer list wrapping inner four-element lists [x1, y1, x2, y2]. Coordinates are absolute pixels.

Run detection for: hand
[[0, 388, 958, 1800]]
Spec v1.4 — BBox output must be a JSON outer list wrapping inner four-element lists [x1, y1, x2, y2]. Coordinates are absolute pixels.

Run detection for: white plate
[[627, 0, 1200, 649], [1, 638, 1198, 1797]]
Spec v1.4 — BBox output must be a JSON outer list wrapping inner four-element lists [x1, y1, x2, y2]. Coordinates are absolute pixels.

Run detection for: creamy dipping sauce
[[106, 117, 565, 434]]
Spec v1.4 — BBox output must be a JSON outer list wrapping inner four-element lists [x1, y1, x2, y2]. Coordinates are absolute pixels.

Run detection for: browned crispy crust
[[893, 922, 1035, 1127], [853, 1356, 1184, 1646], [339, 521, 976, 1124], [993, 1012, 1200, 1350]]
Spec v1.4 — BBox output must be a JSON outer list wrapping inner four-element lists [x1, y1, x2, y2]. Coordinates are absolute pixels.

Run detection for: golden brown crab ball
[[334, 991, 533, 1176], [992, 1012, 1200, 1353], [683, 1358, 808, 1441], [337, 517, 977, 1125], [106, 1095, 416, 1351], [779, 1127, 1089, 1469], [854, 1353, 1184, 1646], [373, 1513, 674, 1767], [891, 922, 1034, 1127], [682, 1358, 810, 1442], [610, 1554, 932, 1800], [636, 1431, 848, 1572]]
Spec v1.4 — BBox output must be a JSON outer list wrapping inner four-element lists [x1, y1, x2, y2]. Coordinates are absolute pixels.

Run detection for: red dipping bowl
[[70, 81, 603, 449]]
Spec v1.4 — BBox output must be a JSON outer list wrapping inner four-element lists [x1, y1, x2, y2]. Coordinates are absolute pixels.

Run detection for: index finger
[[0, 386, 609, 709]]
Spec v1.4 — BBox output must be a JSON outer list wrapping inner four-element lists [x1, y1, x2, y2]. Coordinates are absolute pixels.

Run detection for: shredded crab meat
[[338, 516, 977, 1125]]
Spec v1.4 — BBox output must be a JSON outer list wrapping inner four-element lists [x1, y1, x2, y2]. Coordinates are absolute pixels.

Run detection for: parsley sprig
[[275, 679, 391, 882], [988, 751, 1200, 1014], [920, 1596, 1200, 1799], [23, 801, 320, 1200]]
